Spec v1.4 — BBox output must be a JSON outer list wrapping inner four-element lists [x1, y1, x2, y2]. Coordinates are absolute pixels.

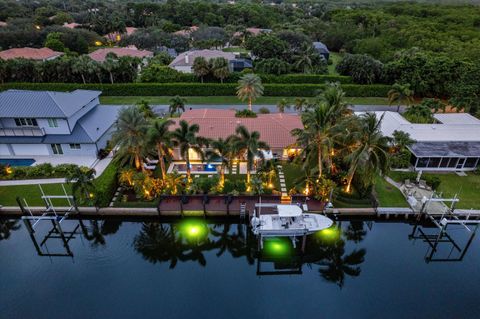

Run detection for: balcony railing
[[0, 126, 46, 137]]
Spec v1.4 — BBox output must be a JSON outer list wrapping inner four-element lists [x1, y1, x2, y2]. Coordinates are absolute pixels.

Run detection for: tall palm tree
[[192, 56, 210, 83], [233, 125, 269, 184], [292, 103, 343, 179], [205, 137, 234, 185], [66, 166, 96, 204], [171, 120, 208, 180], [137, 99, 155, 119], [111, 106, 149, 171], [236, 73, 264, 111], [343, 113, 389, 193], [169, 96, 187, 116], [293, 44, 318, 74], [276, 98, 290, 113], [72, 55, 93, 84], [403, 104, 435, 123], [148, 118, 174, 179], [294, 97, 308, 112], [388, 83, 414, 112], [103, 53, 119, 84], [211, 57, 230, 83], [319, 82, 350, 118]]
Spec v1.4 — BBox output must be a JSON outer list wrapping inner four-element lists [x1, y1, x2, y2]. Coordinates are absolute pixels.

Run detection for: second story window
[[14, 118, 38, 127], [48, 118, 58, 128]]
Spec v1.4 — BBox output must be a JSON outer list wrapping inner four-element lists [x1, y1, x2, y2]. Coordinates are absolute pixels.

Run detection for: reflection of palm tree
[[318, 239, 366, 288], [134, 222, 179, 268], [79, 220, 106, 247], [344, 221, 367, 243], [0, 219, 20, 241], [101, 219, 122, 235]]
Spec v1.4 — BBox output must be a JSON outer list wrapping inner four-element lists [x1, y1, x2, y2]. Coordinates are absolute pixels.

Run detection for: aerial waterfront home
[[88, 46, 153, 62], [0, 47, 64, 61], [169, 50, 250, 73], [171, 109, 303, 162], [0, 90, 118, 158], [374, 111, 480, 171]]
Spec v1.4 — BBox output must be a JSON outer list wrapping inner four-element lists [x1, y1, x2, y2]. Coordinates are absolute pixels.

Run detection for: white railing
[[0, 127, 45, 137]]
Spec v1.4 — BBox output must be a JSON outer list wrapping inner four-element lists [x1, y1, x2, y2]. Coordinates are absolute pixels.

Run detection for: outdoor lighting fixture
[[304, 186, 310, 195], [268, 183, 274, 189], [263, 238, 292, 257], [89, 193, 94, 198], [94, 41, 102, 46], [35, 25, 41, 30], [178, 219, 209, 242], [316, 226, 341, 242], [5, 167, 12, 175]]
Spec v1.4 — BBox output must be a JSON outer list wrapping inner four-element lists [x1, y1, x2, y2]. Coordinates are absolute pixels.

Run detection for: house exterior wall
[[0, 144, 11, 156], [59, 143, 98, 156], [36, 118, 70, 134], [11, 144, 49, 156], [173, 66, 193, 73], [95, 125, 114, 151]]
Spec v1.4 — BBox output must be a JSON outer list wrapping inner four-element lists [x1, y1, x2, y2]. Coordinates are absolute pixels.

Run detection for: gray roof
[[0, 105, 119, 144], [170, 50, 236, 67], [0, 89, 101, 118], [409, 142, 480, 157], [313, 41, 329, 53]]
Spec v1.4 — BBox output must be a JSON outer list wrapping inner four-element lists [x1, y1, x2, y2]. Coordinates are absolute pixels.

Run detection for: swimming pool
[[172, 162, 220, 173], [0, 218, 479, 318], [0, 158, 35, 167]]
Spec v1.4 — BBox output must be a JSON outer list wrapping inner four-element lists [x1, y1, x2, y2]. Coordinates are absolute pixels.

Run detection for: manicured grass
[[281, 161, 302, 191], [0, 183, 73, 206], [100, 95, 389, 106], [374, 176, 408, 207], [429, 173, 480, 209], [328, 52, 342, 75]]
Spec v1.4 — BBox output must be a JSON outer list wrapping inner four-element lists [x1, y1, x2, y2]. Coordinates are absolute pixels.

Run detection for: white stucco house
[[369, 111, 480, 172], [169, 49, 238, 73], [0, 90, 118, 158]]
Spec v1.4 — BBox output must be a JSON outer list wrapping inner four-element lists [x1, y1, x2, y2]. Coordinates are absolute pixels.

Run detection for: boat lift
[[17, 184, 80, 258], [410, 194, 480, 262]]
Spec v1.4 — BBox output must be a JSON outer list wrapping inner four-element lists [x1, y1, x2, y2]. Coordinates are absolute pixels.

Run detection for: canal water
[[0, 217, 479, 319]]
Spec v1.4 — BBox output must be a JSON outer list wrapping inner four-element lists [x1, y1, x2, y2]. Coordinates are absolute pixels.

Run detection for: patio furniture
[[418, 180, 431, 191], [143, 163, 156, 170], [404, 179, 414, 189], [146, 157, 159, 164]]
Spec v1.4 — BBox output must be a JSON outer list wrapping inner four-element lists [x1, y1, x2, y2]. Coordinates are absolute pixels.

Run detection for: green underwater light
[[263, 238, 292, 257], [178, 219, 209, 241], [316, 226, 341, 241]]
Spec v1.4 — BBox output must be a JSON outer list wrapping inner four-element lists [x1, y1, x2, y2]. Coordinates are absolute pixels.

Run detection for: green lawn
[[222, 47, 250, 54], [0, 183, 73, 206], [430, 173, 480, 209], [374, 176, 408, 207], [281, 162, 302, 191], [328, 52, 342, 75], [100, 96, 389, 106]]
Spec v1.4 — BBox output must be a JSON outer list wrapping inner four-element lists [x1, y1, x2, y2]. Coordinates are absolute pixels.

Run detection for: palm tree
[[111, 106, 149, 171], [171, 120, 208, 180], [169, 96, 187, 116], [205, 137, 234, 185], [72, 55, 93, 84], [293, 44, 318, 74], [294, 97, 308, 112], [403, 104, 435, 123], [236, 73, 264, 111], [137, 99, 155, 119], [319, 82, 349, 118], [0, 219, 20, 241], [119, 168, 135, 187], [292, 103, 343, 179], [103, 53, 119, 84], [66, 166, 96, 205], [343, 113, 389, 193], [148, 118, 174, 179], [234, 125, 269, 184], [388, 83, 414, 112], [276, 98, 290, 113], [211, 57, 230, 83], [257, 160, 277, 187], [192, 56, 210, 83]]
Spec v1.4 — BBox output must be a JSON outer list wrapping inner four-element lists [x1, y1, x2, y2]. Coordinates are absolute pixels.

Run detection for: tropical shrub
[[93, 162, 118, 207], [235, 109, 257, 118]]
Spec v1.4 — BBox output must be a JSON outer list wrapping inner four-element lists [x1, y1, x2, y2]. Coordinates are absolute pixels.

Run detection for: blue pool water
[[0, 218, 479, 318], [0, 158, 35, 167]]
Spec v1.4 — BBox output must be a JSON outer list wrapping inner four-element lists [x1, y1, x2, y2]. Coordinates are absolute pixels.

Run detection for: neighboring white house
[[369, 111, 480, 172], [0, 90, 118, 158], [169, 49, 237, 73]]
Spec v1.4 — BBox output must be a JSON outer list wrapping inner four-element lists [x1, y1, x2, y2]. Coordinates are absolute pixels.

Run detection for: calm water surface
[[0, 217, 479, 319]]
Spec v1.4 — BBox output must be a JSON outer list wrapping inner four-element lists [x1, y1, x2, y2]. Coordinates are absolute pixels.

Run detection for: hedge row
[[1, 82, 391, 97], [93, 161, 118, 207], [144, 72, 353, 84]]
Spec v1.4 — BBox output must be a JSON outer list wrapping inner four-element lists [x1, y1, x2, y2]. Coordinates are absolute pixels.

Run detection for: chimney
[[185, 53, 189, 64]]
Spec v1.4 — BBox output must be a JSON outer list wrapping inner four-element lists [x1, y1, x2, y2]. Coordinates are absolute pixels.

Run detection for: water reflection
[[0, 219, 20, 241]]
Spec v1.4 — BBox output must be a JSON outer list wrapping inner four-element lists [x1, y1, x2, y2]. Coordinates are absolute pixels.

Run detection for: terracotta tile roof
[[176, 109, 303, 149], [88, 47, 153, 62], [0, 47, 64, 61], [62, 22, 81, 29], [0, 21, 7, 27], [173, 26, 199, 36]]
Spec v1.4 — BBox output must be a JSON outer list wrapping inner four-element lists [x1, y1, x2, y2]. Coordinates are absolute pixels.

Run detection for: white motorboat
[[250, 203, 333, 237]]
